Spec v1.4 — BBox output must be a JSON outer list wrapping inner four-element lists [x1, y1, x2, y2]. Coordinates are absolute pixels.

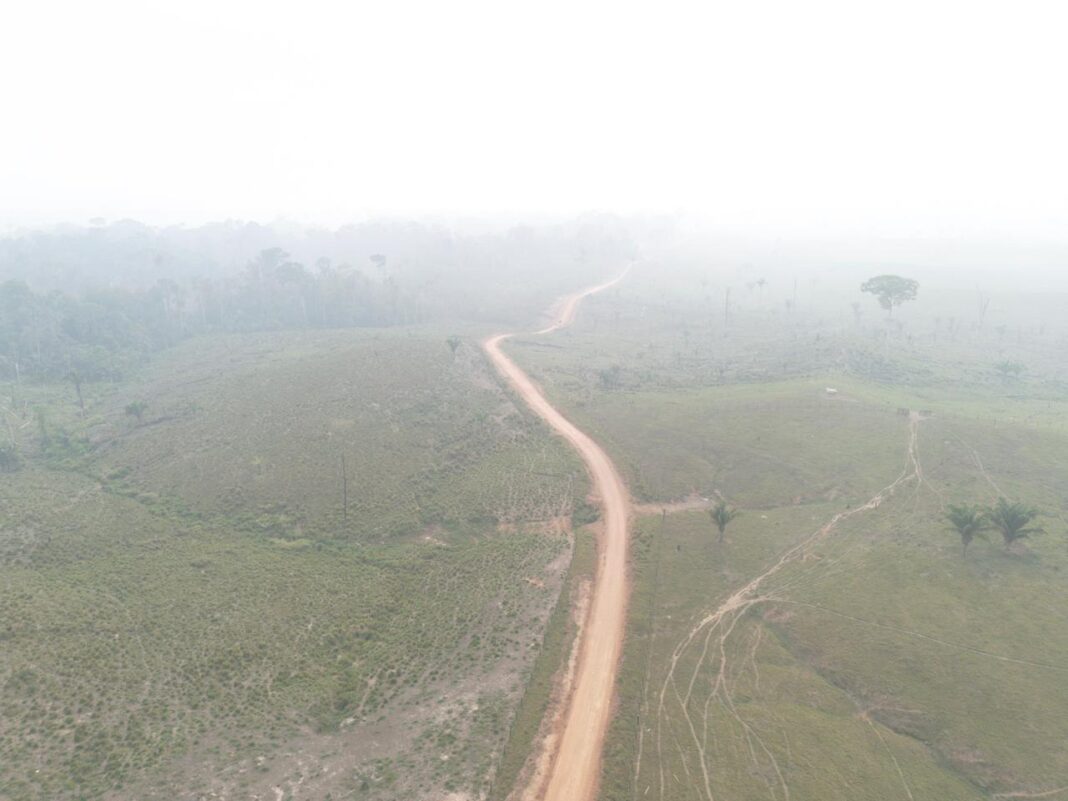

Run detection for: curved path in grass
[[483, 269, 630, 801]]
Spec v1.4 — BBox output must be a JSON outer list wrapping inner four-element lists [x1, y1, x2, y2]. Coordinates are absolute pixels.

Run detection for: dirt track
[[483, 271, 630, 801]]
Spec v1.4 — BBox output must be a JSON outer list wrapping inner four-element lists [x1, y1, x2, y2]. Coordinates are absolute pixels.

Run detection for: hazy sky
[[2, 0, 1066, 235]]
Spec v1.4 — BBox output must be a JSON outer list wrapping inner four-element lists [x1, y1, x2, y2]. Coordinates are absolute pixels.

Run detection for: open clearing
[[600, 394, 1068, 801], [0, 328, 586, 801], [507, 272, 1068, 801]]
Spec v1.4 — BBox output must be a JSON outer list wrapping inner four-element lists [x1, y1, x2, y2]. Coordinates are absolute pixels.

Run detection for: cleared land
[[508, 274, 1068, 801], [0, 328, 586, 801]]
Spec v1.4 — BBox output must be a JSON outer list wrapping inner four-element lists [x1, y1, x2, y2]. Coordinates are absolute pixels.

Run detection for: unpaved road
[[483, 271, 630, 801]]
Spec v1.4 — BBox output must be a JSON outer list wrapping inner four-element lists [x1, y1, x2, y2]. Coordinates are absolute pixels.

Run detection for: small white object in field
[[825, 387, 839, 395]]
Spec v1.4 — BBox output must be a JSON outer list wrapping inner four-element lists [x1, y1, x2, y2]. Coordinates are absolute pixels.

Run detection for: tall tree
[[860, 275, 919, 317]]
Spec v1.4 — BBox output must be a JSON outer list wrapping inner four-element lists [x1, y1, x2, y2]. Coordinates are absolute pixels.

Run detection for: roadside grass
[[0, 465, 571, 801], [0, 328, 586, 801], [490, 526, 597, 801]]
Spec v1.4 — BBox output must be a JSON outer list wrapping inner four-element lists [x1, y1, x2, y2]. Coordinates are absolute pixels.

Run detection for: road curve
[[483, 270, 630, 801]]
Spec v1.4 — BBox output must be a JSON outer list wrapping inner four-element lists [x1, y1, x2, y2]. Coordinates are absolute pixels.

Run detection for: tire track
[[651, 414, 925, 801]]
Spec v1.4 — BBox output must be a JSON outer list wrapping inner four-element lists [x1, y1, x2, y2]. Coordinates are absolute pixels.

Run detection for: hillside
[[0, 327, 586, 800]]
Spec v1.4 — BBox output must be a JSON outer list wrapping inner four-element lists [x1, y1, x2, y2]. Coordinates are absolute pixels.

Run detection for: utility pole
[[340, 454, 348, 523]]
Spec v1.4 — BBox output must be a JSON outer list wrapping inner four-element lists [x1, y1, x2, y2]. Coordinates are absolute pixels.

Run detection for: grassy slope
[[89, 329, 581, 539], [0, 329, 586, 801], [508, 287, 1068, 800]]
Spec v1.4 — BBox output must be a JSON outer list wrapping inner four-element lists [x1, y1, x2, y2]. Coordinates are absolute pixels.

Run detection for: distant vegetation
[[0, 218, 636, 382], [0, 249, 435, 382]]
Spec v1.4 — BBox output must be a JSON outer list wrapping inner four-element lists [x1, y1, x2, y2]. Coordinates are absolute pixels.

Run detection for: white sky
[[2, 0, 1066, 236]]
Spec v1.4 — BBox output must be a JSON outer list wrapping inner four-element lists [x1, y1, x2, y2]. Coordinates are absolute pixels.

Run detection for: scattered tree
[[125, 400, 148, 425], [945, 504, 988, 557], [995, 361, 1025, 381], [860, 275, 919, 317], [986, 498, 1043, 550], [709, 500, 740, 545], [446, 335, 462, 357]]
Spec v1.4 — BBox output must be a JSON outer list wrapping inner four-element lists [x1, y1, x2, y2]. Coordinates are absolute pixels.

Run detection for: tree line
[[0, 248, 417, 383]]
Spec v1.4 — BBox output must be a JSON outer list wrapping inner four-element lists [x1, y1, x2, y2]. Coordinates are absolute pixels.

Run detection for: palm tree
[[945, 504, 988, 557], [986, 498, 1043, 550], [709, 501, 740, 545]]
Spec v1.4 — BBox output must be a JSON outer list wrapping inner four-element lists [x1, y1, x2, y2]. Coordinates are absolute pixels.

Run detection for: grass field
[[0, 328, 587, 801], [7, 263, 1068, 801], [596, 399, 1068, 801], [83, 328, 583, 540], [505, 277, 1068, 801]]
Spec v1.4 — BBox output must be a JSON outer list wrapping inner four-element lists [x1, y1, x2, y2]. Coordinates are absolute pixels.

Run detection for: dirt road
[[483, 271, 630, 801]]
